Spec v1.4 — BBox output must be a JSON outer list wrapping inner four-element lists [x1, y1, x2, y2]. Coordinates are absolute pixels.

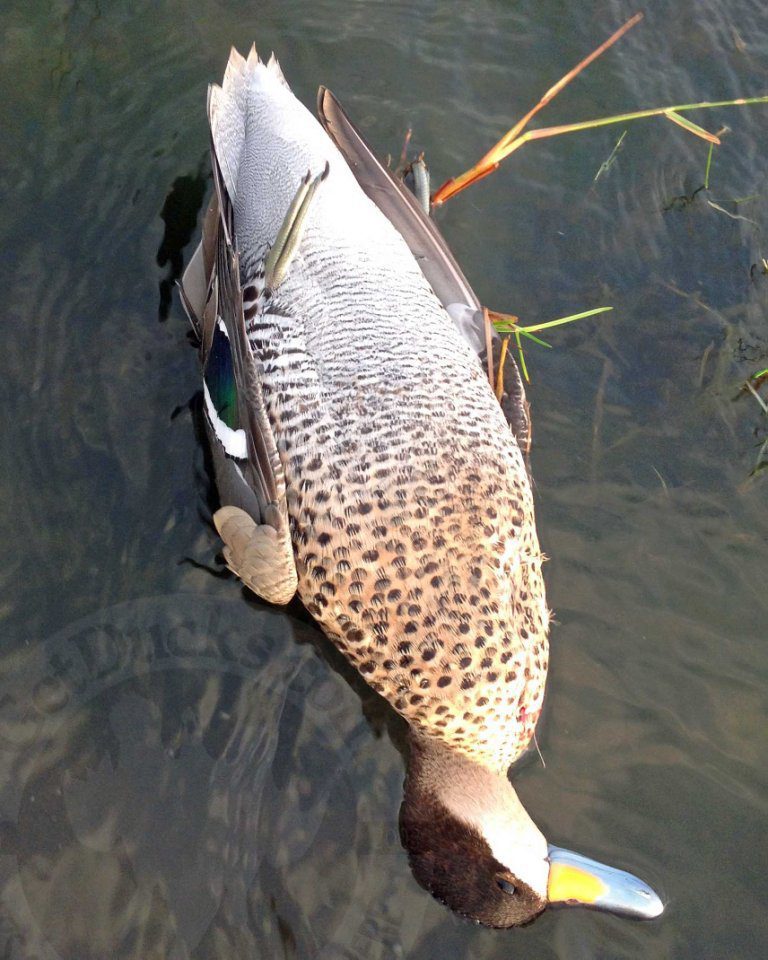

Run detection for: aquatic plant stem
[[432, 8, 768, 207], [432, 12, 644, 204], [704, 142, 715, 189], [495, 336, 510, 401], [488, 307, 613, 384]]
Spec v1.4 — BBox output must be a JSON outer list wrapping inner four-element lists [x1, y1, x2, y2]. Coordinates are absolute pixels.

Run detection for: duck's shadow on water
[[0, 173, 421, 956], [156, 157, 209, 323], [180, 383, 413, 753], [157, 161, 412, 758], [0, 588, 420, 960]]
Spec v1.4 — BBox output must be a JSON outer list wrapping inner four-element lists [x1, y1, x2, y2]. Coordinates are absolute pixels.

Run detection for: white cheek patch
[[481, 815, 549, 899], [203, 380, 248, 460], [438, 769, 550, 900]]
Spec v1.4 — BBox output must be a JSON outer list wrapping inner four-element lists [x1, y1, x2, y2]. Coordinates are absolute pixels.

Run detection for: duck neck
[[404, 734, 548, 893]]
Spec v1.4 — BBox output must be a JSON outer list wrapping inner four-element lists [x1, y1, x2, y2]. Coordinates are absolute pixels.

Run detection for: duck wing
[[180, 81, 297, 604], [316, 86, 531, 456]]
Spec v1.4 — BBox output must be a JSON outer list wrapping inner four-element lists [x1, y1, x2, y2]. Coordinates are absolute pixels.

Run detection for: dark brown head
[[399, 735, 664, 927], [399, 793, 546, 927], [399, 736, 549, 927]]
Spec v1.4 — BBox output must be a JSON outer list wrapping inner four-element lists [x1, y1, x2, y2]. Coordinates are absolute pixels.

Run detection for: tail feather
[[207, 45, 291, 201], [267, 51, 290, 89]]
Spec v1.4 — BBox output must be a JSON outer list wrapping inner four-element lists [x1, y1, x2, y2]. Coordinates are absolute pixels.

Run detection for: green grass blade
[[664, 110, 719, 142], [511, 96, 768, 153], [704, 142, 715, 189], [491, 306, 612, 383], [490, 319, 552, 346], [518, 306, 613, 334], [515, 329, 529, 383], [518, 330, 552, 348], [594, 129, 627, 182]]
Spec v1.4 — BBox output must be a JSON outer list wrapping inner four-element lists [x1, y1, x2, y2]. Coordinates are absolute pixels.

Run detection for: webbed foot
[[214, 505, 297, 605]]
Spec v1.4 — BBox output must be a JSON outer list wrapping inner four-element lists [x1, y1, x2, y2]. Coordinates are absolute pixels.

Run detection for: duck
[[180, 45, 663, 928]]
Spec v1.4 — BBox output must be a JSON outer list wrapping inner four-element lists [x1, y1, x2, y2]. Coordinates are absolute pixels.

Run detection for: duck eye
[[496, 877, 517, 896]]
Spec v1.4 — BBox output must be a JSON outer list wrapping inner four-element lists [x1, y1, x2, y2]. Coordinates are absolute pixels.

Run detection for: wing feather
[[316, 86, 531, 456]]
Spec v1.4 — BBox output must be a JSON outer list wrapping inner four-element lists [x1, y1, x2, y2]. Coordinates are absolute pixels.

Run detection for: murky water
[[2, 1, 767, 957]]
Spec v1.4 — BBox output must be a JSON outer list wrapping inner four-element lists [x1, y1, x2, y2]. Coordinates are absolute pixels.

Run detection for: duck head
[[399, 736, 663, 928]]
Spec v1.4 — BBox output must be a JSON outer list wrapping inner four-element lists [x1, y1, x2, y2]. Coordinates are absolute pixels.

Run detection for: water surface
[[1, 1, 767, 958]]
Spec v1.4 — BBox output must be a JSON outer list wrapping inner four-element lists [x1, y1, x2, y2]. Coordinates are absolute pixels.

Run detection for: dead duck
[[181, 45, 663, 927]]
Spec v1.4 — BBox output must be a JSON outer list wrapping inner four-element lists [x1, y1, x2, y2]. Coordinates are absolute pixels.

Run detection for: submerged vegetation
[[737, 369, 768, 476]]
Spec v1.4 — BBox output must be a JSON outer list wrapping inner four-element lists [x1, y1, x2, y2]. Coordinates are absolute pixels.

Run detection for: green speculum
[[204, 322, 239, 430]]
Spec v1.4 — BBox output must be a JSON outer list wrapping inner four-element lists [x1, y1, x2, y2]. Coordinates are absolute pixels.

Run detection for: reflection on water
[[157, 163, 210, 321], [0, 597, 417, 958], [1, 1, 767, 958]]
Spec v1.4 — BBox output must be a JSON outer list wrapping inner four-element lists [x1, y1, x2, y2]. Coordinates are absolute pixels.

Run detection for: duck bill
[[547, 845, 664, 919]]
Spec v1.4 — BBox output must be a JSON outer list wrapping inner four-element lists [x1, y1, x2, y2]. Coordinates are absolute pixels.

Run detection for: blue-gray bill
[[547, 845, 664, 919]]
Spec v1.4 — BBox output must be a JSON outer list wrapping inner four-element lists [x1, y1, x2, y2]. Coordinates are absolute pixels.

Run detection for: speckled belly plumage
[[207, 50, 550, 771], [244, 235, 549, 771]]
